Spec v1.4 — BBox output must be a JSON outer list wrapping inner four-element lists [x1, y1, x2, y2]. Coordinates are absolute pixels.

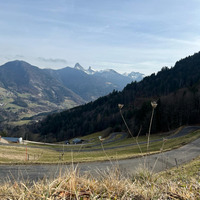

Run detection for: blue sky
[[0, 0, 200, 75]]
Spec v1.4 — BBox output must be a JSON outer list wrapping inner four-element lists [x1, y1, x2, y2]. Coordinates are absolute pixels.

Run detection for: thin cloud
[[0, 0, 200, 75], [38, 57, 68, 64]]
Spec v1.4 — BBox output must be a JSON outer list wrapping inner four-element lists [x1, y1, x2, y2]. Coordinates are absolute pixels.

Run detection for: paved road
[[57, 126, 200, 152], [0, 136, 199, 184], [89, 132, 128, 148], [0, 126, 199, 153]]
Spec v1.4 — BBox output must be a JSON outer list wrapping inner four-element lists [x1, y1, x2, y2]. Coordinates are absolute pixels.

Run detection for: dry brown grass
[[0, 145, 45, 163], [0, 157, 199, 200]]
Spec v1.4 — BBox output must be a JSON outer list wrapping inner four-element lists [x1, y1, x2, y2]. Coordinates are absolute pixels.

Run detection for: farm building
[[0, 137, 23, 144], [72, 138, 84, 144]]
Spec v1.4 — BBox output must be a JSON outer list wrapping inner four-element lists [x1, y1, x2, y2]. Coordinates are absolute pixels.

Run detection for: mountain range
[[0, 60, 144, 122], [16, 51, 200, 142], [45, 63, 144, 101]]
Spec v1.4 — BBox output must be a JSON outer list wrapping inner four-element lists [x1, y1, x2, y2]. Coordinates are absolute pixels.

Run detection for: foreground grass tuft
[[0, 157, 199, 199]]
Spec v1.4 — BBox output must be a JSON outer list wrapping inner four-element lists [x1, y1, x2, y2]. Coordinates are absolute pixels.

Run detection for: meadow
[[0, 127, 199, 164]]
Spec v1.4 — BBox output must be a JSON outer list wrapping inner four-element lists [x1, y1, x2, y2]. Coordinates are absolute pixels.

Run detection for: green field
[[0, 128, 199, 164]]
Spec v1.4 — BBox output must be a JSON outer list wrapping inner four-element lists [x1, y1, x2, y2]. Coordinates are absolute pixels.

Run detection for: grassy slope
[[0, 129, 199, 164], [0, 86, 78, 125]]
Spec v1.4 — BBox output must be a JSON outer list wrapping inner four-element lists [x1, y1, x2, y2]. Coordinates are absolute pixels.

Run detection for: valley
[[0, 86, 77, 124], [0, 61, 143, 124]]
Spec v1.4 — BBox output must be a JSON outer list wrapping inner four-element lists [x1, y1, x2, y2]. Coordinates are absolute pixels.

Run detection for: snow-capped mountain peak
[[74, 63, 96, 74], [87, 66, 96, 74], [123, 71, 145, 81], [74, 63, 85, 71], [73, 63, 145, 82]]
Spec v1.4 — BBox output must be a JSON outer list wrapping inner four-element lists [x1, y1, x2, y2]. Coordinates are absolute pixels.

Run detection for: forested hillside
[[9, 52, 200, 142], [0, 61, 84, 123]]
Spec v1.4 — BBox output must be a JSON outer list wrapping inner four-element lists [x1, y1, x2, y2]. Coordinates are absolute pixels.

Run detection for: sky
[[0, 0, 200, 75]]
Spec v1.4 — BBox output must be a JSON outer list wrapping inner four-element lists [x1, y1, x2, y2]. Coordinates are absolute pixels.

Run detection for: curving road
[[89, 132, 128, 148], [56, 126, 200, 152], [0, 126, 199, 153], [0, 126, 199, 184]]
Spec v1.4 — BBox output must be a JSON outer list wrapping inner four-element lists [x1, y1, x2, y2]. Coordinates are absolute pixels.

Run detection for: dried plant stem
[[135, 125, 143, 154], [119, 109, 134, 138], [147, 107, 155, 154], [151, 138, 166, 174], [119, 108, 143, 155], [145, 102, 157, 169], [100, 141, 114, 166]]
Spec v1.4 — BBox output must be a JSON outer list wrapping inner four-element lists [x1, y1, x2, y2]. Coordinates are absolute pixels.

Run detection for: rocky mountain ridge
[[44, 63, 144, 101], [73, 62, 144, 81], [0, 60, 143, 123]]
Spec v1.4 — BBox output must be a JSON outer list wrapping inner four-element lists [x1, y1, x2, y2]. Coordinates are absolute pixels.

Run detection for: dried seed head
[[118, 104, 124, 109], [99, 136, 105, 142], [151, 101, 157, 108]]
